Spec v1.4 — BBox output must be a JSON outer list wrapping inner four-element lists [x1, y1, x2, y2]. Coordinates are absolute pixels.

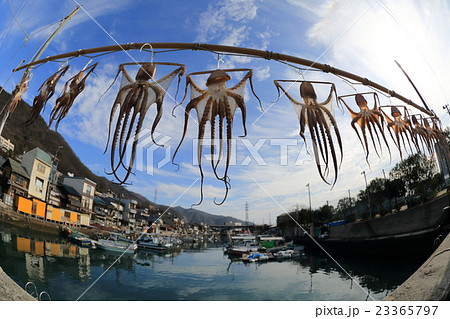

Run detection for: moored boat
[[94, 233, 137, 253], [137, 234, 170, 251]]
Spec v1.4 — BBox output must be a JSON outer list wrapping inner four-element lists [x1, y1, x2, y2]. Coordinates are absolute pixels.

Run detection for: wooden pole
[[0, 6, 80, 136], [13, 42, 433, 116]]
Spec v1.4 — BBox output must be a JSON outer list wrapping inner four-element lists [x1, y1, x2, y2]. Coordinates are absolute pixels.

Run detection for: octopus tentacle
[[172, 95, 207, 170], [104, 84, 133, 153], [192, 99, 211, 207], [150, 87, 165, 146]]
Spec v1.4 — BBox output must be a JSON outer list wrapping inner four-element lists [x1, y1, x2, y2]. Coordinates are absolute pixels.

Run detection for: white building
[[21, 147, 52, 201]]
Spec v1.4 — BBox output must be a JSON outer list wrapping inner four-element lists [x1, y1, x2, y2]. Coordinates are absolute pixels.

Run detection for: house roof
[[9, 158, 30, 179], [26, 147, 52, 166], [62, 175, 97, 186], [59, 183, 81, 197], [94, 196, 115, 208]]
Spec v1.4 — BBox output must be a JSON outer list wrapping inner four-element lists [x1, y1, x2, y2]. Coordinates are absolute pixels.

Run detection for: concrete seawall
[[0, 267, 35, 301], [385, 232, 450, 301]]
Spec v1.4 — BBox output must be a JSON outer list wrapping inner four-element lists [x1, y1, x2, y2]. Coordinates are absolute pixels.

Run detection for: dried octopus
[[409, 114, 434, 154], [23, 65, 70, 127], [172, 68, 262, 205], [3, 72, 31, 115], [381, 105, 415, 159], [338, 92, 390, 165], [273, 80, 343, 187], [105, 62, 185, 184], [49, 62, 98, 130]]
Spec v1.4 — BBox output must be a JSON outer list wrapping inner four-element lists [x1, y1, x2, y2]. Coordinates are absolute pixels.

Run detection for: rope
[[8, 0, 30, 40]]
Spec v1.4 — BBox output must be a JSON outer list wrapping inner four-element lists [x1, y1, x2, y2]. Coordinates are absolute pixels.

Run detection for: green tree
[[336, 197, 356, 221], [389, 153, 439, 202], [314, 204, 334, 223], [357, 178, 389, 215]]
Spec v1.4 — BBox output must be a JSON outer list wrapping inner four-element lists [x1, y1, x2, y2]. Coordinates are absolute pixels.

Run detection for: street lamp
[[306, 183, 312, 235], [361, 171, 372, 218]]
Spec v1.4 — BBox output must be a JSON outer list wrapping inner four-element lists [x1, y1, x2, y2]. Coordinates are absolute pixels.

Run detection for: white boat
[[274, 249, 294, 259], [137, 234, 170, 251], [94, 234, 137, 254]]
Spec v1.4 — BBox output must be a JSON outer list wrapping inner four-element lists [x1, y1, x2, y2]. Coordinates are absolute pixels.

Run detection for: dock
[[0, 267, 35, 301], [385, 232, 450, 301]]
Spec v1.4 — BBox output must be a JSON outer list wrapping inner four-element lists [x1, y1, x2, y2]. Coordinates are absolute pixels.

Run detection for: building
[[116, 198, 137, 232], [93, 196, 119, 227], [0, 158, 30, 204], [58, 183, 82, 212], [0, 136, 14, 153], [62, 176, 96, 213], [21, 147, 52, 201]]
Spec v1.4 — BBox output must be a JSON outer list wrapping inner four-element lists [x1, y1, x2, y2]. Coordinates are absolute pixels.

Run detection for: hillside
[[171, 206, 248, 226], [0, 86, 153, 206], [0, 87, 245, 225]]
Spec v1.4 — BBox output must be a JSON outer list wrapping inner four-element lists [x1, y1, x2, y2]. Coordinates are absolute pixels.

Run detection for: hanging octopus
[[381, 105, 415, 159], [338, 92, 390, 165], [424, 117, 448, 152], [23, 65, 70, 127], [410, 115, 434, 154], [3, 72, 31, 115], [104, 62, 185, 184], [172, 68, 262, 205], [273, 80, 343, 187], [49, 61, 98, 130]]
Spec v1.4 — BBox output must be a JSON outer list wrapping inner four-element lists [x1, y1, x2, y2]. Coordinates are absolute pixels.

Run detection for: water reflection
[[0, 223, 421, 301]]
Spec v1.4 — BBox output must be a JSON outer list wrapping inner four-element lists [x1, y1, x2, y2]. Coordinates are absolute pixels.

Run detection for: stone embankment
[[0, 267, 35, 301], [385, 232, 450, 301]]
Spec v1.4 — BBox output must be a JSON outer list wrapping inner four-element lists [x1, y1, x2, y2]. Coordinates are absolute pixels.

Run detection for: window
[[86, 185, 92, 195], [35, 177, 44, 192], [36, 163, 46, 174], [14, 175, 24, 186]]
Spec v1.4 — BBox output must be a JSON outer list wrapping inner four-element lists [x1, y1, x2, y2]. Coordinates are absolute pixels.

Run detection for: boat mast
[[0, 6, 80, 136]]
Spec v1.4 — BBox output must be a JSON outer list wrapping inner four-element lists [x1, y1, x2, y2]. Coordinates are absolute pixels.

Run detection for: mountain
[[0, 87, 246, 225], [171, 206, 246, 226], [0, 86, 153, 206]]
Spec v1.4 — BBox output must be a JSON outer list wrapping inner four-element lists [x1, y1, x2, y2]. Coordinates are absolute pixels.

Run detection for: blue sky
[[0, 0, 449, 224]]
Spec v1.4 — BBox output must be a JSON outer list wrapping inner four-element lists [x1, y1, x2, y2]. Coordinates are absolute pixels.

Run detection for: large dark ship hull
[[296, 193, 450, 259]]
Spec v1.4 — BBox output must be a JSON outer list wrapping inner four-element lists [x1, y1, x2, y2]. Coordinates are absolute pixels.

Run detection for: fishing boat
[[297, 193, 450, 258], [94, 233, 137, 254], [137, 234, 170, 251], [257, 235, 286, 248], [67, 228, 95, 248]]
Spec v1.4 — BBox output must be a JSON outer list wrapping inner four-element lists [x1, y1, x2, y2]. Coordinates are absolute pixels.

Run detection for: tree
[[389, 153, 439, 202], [314, 204, 334, 223], [336, 197, 356, 221], [357, 178, 389, 215]]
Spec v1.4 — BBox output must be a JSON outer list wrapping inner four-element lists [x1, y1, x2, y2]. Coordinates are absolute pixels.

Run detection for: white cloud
[[195, 0, 259, 47]]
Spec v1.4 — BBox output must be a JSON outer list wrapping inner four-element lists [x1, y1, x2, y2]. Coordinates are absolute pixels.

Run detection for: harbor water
[[0, 222, 425, 301]]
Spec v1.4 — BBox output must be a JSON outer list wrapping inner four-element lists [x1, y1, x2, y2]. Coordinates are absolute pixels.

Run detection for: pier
[[0, 267, 35, 301], [385, 232, 450, 301]]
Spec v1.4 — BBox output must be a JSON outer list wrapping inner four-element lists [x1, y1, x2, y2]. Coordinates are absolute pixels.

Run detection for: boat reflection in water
[[0, 222, 422, 301]]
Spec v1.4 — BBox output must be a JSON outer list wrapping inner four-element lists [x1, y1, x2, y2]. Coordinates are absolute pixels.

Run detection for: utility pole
[[362, 171, 372, 218], [306, 183, 312, 235], [347, 189, 352, 219], [245, 202, 249, 226], [443, 104, 450, 116], [0, 6, 80, 136]]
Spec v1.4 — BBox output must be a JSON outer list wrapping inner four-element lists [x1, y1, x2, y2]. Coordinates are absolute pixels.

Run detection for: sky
[[0, 0, 449, 224]]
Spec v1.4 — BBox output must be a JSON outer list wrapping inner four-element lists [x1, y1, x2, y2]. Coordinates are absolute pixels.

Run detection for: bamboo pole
[[13, 42, 433, 116], [0, 6, 80, 136]]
